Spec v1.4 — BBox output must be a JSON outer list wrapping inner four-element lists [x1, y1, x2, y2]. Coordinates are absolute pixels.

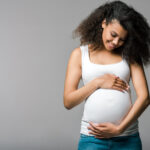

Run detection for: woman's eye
[[111, 33, 116, 37], [120, 39, 125, 42]]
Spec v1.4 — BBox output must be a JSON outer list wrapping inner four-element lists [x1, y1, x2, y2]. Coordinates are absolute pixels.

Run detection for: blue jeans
[[78, 132, 142, 150]]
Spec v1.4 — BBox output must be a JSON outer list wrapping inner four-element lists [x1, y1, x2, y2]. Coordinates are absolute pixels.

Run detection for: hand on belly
[[87, 121, 122, 138]]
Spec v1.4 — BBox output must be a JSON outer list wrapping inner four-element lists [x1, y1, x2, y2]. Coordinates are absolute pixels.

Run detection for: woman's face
[[101, 19, 128, 51]]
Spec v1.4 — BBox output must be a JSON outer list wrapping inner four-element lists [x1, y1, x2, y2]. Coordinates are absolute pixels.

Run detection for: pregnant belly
[[83, 89, 132, 125]]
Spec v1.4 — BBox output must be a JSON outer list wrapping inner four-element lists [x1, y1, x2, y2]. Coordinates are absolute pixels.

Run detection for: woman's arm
[[87, 62, 150, 138], [63, 47, 99, 110], [117, 62, 150, 133], [64, 47, 129, 110]]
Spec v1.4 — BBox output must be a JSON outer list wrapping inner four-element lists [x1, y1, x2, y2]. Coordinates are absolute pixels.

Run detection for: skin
[[64, 19, 150, 139], [101, 19, 127, 51], [88, 19, 127, 66]]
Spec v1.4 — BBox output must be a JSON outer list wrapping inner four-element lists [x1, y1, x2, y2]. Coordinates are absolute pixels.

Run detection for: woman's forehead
[[108, 20, 128, 36]]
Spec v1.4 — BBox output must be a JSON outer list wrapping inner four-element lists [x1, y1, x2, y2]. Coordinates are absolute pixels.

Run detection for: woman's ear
[[102, 19, 106, 28]]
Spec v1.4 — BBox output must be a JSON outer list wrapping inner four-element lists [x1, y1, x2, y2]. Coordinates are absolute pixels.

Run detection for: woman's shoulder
[[70, 47, 82, 61], [68, 47, 82, 68], [129, 62, 143, 70], [71, 47, 81, 55]]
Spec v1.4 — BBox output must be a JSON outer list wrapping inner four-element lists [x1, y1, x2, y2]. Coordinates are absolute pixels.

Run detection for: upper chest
[[89, 50, 123, 65]]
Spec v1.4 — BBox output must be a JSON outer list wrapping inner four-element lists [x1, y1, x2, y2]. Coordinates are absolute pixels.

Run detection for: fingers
[[116, 79, 127, 86], [88, 122, 99, 132], [113, 76, 129, 92], [112, 85, 126, 92], [88, 122, 104, 134], [115, 77, 128, 86], [88, 123, 114, 139], [98, 123, 108, 127], [115, 83, 129, 91], [89, 130, 103, 136]]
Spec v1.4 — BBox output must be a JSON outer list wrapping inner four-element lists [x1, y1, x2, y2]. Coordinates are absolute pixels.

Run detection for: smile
[[108, 43, 116, 49]]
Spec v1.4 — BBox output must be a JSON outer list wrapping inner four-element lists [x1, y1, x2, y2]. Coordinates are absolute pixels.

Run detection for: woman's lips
[[108, 43, 116, 49]]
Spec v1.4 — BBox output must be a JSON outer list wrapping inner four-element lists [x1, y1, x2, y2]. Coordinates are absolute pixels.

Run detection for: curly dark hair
[[72, 1, 150, 66]]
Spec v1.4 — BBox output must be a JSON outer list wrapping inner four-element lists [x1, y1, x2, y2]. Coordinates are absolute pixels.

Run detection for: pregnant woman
[[63, 1, 150, 150]]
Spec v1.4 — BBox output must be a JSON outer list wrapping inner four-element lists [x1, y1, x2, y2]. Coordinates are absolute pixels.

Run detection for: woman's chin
[[105, 46, 114, 51], [104, 42, 116, 51]]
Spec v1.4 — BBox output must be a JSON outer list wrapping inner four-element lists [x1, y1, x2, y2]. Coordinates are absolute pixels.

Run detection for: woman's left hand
[[88, 122, 122, 139]]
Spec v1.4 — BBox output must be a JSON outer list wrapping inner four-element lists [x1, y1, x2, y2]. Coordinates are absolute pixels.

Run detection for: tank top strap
[[80, 45, 89, 66]]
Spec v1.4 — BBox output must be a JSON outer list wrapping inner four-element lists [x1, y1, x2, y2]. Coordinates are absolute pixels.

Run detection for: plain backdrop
[[0, 0, 149, 150]]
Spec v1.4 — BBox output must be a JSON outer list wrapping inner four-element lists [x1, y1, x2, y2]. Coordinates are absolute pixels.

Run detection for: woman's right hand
[[96, 74, 129, 92]]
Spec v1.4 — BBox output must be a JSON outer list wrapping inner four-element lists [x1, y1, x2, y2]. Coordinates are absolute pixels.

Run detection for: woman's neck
[[88, 43, 112, 54]]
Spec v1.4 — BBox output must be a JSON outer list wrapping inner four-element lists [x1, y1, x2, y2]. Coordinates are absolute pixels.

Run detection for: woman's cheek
[[106, 34, 113, 42], [118, 42, 124, 47]]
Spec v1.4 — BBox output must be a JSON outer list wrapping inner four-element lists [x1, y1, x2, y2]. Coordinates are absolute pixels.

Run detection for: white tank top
[[79, 44, 139, 137]]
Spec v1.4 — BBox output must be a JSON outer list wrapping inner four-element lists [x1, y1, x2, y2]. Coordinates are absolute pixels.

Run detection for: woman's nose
[[112, 38, 119, 46]]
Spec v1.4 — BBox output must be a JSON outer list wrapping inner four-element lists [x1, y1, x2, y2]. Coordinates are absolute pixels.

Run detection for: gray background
[[0, 0, 149, 150]]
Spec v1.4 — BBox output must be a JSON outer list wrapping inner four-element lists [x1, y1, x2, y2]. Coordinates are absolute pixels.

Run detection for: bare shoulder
[[69, 47, 82, 68], [64, 47, 82, 94], [72, 46, 81, 54], [129, 62, 144, 74]]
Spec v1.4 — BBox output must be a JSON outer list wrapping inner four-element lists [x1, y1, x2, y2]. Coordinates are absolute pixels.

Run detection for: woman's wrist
[[117, 124, 125, 134], [94, 78, 103, 89]]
